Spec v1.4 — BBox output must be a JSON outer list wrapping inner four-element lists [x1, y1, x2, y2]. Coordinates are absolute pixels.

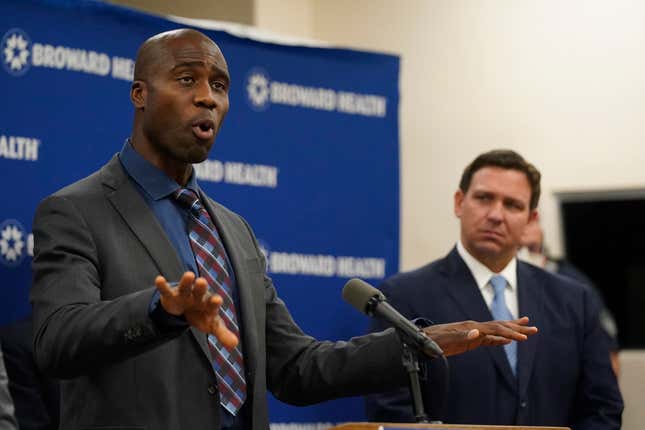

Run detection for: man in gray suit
[[31, 29, 537, 429]]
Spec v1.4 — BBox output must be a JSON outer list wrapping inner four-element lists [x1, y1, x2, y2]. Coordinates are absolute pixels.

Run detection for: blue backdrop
[[0, 0, 400, 425]]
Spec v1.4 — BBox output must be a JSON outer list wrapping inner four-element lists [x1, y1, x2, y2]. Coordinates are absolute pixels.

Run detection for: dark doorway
[[560, 192, 645, 349]]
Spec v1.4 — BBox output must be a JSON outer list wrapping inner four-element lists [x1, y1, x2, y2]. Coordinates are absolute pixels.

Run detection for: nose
[[487, 200, 504, 223], [194, 81, 217, 109]]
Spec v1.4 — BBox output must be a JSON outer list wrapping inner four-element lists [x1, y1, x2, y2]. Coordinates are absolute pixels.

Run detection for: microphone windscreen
[[342, 278, 384, 314]]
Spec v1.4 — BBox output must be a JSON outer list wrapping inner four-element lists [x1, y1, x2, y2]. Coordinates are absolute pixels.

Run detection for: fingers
[[514, 316, 539, 334], [192, 277, 208, 302], [212, 316, 239, 349], [177, 272, 196, 298], [480, 335, 512, 346], [488, 324, 529, 341], [155, 275, 172, 295], [513, 316, 530, 325], [185, 293, 237, 348], [156, 272, 197, 297], [502, 320, 538, 337], [156, 275, 185, 316], [155, 272, 201, 316], [204, 292, 223, 314], [475, 318, 538, 341]]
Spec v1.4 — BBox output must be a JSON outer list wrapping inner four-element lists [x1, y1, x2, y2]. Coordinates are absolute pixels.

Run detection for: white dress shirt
[[456, 241, 519, 319]]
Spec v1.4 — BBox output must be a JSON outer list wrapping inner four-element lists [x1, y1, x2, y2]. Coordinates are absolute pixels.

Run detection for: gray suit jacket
[[31, 155, 406, 430]]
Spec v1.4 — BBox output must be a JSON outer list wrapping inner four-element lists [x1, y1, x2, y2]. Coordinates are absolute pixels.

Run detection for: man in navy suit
[[366, 149, 623, 429]]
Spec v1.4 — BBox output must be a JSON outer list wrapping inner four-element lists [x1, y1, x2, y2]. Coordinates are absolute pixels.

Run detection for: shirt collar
[[118, 139, 200, 200], [456, 240, 517, 291]]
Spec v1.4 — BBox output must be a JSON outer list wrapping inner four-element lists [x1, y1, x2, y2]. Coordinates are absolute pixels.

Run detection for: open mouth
[[192, 119, 215, 140]]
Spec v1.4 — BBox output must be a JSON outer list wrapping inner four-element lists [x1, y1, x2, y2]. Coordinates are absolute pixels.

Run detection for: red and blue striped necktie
[[174, 188, 246, 415]]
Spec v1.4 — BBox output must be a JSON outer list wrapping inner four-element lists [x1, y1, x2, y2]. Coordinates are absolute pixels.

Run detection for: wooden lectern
[[332, 423, 570, 430]]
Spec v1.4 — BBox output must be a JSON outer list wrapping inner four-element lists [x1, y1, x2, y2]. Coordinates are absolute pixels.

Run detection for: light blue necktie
[[490, 274, 517, 375]]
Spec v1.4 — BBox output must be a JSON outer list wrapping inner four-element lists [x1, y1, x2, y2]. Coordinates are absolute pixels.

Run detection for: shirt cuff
[[149, 289, 189, 331], [412, 317, 434, 328]]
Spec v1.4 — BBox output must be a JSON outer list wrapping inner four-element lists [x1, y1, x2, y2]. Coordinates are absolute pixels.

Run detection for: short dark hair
[[459, 149, 541, 210]]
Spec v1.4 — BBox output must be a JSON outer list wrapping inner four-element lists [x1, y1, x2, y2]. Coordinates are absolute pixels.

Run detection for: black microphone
[[342, 278, 444, 358]]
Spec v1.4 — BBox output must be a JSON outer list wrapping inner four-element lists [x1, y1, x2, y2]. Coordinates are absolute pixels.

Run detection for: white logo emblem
[[2, 29, 31, 76], [0, 220, 26, 267], [246, 69, 270, 111]]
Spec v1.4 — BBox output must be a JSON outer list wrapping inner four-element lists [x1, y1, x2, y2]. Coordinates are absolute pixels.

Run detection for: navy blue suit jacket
[[366, 248, 623, 429]]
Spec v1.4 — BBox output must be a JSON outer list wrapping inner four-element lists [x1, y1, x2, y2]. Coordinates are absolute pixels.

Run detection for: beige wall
[[304, 0, 645, 271], [109, 0, 255, 24], [254, 0, 314, 40]]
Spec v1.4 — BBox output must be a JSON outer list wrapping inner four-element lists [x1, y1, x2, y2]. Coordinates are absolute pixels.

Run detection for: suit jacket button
[[520, 401, 528, 408], [207, 385, 217, 395]]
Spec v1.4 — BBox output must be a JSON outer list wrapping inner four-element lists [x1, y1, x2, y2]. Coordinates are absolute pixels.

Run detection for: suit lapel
[[441, 249, 492, 322], [516, 263, 543, 399], [100, 156, 212, 362], [441, 248, 517, 390], [201, 194, 259, 378], [102, 156, 185, 279]]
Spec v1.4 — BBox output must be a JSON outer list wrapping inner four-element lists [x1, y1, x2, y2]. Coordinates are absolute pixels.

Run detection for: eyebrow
[[171, 61, 230, 82]]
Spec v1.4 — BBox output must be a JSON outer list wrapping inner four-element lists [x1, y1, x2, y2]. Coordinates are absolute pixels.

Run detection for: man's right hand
[[422, 316, 538, 356], [155, 272, 238, 349]]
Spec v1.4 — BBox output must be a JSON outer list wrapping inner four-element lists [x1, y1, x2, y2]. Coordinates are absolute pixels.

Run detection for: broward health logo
[[2, 28, 31, 76], [0, 219, 26, 267], [257, 238, 386, 279], [244, 66, 387, 118], [246, 69, 271, 111], [1, 27, 134, 81]]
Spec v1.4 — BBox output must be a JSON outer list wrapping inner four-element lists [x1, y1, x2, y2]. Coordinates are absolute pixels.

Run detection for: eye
[[505, 200, 525, 211], [178, 76, 194, 85], [211, 80, 227, 91]]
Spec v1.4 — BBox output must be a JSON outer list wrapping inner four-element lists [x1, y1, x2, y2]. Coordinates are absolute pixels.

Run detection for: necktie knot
[[174, 188, 202, 217], [490, 274, 507, 297]]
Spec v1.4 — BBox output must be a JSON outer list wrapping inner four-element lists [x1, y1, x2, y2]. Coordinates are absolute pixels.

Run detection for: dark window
[[561, 196, 645, 348]]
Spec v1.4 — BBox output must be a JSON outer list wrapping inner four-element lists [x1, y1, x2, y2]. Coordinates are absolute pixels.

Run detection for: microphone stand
[[361, 291, 444, 423], [400, 342, 428, 423]]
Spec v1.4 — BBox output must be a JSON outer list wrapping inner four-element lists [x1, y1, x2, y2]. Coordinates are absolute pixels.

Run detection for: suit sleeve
[[571, 286, 623, 430], [30, 195, 185, 379], [235, 218, 409, 405]]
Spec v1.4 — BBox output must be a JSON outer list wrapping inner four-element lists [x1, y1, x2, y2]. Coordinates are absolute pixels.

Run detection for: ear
[[131, 80, 147, 110], [454, 189, 465, 218], [528, 209, 539, 223]]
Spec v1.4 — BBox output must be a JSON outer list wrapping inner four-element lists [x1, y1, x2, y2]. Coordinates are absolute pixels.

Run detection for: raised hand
[[155, 272, 238, 349]]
